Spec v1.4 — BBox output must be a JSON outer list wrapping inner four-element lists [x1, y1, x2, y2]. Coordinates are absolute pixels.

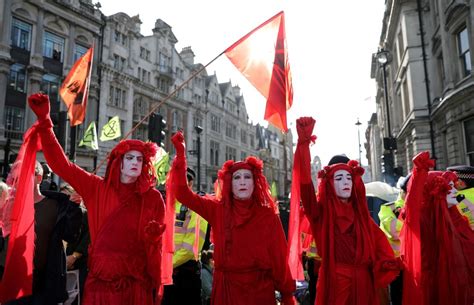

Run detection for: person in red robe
[[27, 93, 166, 305], [168, 131, 296, 305], [400, 151, 473, 305], [295, 117, 399, 305]]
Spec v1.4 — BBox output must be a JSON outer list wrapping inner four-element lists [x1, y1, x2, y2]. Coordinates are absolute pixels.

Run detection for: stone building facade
[[0, 2, 293, 194], [368, 0, 474, 180]]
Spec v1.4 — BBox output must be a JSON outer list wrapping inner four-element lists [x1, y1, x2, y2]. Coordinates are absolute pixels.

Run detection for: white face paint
[[120, 150, 143, 183], [446, 181, 458, 208], [333, 169, 352, 201], [232, 169, 254, 200]]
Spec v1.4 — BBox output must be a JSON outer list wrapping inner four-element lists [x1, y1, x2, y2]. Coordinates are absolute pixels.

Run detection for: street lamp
[[195, 125, 203, 192], [355, 118, 362, 165], [376, 48, 397, 185]]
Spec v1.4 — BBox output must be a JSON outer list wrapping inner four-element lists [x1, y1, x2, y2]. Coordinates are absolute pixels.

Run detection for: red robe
[[170, 157, 295, 305], [294, 118, 398, 305], [400, 156, 472, 305], [301, 184, 398, 305], [37, 124, 165, 305]]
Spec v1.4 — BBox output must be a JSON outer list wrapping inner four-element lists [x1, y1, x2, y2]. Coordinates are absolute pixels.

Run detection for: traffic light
[[148, 113, 166, 147], [381, 153, 394, 175], [381, 153, 397, 185]]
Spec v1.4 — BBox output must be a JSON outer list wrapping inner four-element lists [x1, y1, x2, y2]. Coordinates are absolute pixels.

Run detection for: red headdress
[[104, 139, 158, 194], [316, 160, 392, 304], [401, 152, 471, 305], [216, 156, 277, 212]]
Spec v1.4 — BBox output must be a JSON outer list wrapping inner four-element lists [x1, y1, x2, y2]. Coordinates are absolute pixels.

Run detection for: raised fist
[[28, 93, 51, 121], [296, 117, 316, 144], [171, 131, 186, 157], [413, 151, 435, 170]]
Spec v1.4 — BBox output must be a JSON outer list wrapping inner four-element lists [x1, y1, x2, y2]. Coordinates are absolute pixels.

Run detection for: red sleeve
[[37, 119, 99, 201], [270, 214, 296, 303], [301, 183, 319, 222], [170, 152, 218, 223], [145, 191, 166, 289], [371, 221, 400, 288]]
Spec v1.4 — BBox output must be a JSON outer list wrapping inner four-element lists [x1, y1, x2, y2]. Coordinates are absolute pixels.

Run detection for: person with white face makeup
[[294, 117, 400, 305], [168, 131, 296, 305], [399, 152, 474, 305], [26, 93, 166, 305]]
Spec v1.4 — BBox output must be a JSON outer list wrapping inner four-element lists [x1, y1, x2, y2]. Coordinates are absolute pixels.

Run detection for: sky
[[99, 0, 386, 166]]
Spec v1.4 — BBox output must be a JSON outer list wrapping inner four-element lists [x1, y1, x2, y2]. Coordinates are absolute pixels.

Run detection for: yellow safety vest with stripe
[[456, 188, 474, 230], [378, 204, 403, 257], [173, 201, 209, 268], [306, 239, 321, 261]]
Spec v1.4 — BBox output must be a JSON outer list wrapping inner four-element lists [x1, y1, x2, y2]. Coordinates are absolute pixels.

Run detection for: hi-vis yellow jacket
[[173, 201, 209, 268], [457, 188, 474, 230], [378, 201, 404, 257]]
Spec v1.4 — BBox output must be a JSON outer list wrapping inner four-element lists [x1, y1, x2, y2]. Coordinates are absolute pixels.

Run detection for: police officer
[[162, 168, 209, 305]]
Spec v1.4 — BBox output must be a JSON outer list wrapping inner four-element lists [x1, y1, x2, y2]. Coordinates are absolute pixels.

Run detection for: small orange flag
[[225, 11, 293, 132], [59, 46, 94, 126]]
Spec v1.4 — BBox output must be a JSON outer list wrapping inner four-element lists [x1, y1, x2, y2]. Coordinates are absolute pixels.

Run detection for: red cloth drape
[[287, 118, 316, 281], [0, 123, 42, 302]]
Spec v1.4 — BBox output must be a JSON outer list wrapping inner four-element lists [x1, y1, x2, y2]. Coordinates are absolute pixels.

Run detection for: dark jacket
[[66, 205, 90, 270], [33, 191, 82, 304]]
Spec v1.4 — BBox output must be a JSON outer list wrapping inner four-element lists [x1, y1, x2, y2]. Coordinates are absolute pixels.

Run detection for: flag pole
[[69, 125, 77, 163], [93, 50, 226, 173]]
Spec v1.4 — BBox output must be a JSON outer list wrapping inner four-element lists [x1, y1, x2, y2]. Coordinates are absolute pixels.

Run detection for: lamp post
[[195, 125, 203, 192], [376, 48, 396, 185], [355, 118, 362, 165]]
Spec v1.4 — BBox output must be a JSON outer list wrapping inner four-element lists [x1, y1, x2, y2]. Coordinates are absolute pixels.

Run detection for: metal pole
[[197, 134, 201, 192], [382, 63, 392, 137], [355, 118, 362, 165]]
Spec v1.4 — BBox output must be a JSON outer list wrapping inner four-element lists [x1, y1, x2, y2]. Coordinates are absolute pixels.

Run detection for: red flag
[[225, 11, 293, 132], [0, 124, 41, 302], [59, 46, 94, 126]]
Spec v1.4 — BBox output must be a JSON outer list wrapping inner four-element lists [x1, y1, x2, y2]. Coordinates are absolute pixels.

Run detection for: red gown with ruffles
[[37, 124, 165, 305], [400, 153, 472, 305], [295, 117, 398, 305], [170, 155, 295, 305]]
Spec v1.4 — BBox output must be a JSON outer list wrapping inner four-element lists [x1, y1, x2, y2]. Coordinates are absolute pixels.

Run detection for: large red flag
[[59, 46, 94, 126], [0, 123, 41, 302], [225, 11, 293, 132]]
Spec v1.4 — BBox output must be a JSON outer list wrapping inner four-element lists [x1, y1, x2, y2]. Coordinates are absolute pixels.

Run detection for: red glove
[[412, 151, 435, 171], [171, 131, 186, 157], [144, 220, 166, 243], [296, 117, 316, 144], [28, 93, 51, 121]]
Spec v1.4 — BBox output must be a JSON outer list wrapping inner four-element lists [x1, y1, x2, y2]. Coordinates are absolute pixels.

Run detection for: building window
[[464, 117, 474, 165], [74, 44, 88, 62], [225, 146, 237, 161], [240, 151, 247, 160], [225, 122, 236, 139], [8, 64, 26, 92], [114, 30, 120, 42], [401, 79, 410, 120], [210, 140, 220, 166], [43, 31, 64, 62], [457, 27, 471, 77], [4, 106, 25, 139], [193, 115, 203, 128], [11, 17, 32, 50], [41, 74, 60, 103], [108, 85, 126, 108], [211, 114, 220, 133], [241, 130, 247, 144], [113, 54, 126, 71]]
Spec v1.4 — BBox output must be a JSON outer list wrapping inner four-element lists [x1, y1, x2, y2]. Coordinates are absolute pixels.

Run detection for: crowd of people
[[0, 94, 472, 305]]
